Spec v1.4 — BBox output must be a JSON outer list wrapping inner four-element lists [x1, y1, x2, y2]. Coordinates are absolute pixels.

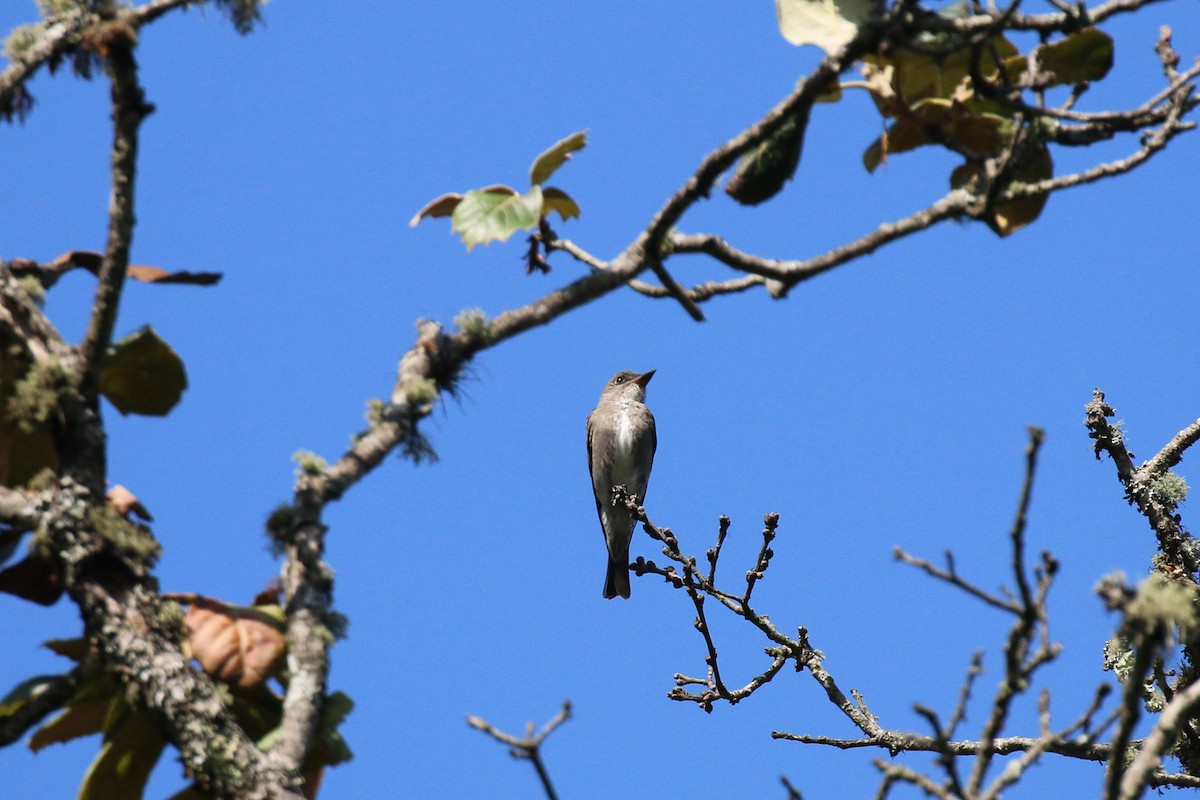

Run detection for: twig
[[77, 29, 153, 404], [966, 427, 1052, 795], [628, 274, 765, 302], [1104, 636, 1157, 800], [1139, 418, 1200, 481], [946, 651, 985, 737], [893, 547, 1022, 614], [1119, 678, 1200, 800], [468, 701, 572, 800]]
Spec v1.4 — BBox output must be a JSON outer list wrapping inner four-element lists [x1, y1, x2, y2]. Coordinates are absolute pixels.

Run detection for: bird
[[586, 369, 657, 599]]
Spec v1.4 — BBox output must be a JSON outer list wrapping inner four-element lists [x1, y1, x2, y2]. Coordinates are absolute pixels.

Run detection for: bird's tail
[[603, 556, 631, 599]]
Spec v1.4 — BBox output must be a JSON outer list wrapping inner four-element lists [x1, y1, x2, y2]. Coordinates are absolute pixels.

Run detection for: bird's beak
[[634, 370, 656, 388]]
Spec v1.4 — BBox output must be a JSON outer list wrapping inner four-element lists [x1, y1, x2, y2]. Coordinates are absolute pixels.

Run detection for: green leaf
[[541, 187, 581, 221], [0, 674, 61, 718], [945, 112, 1011, 156], [79, 702, 167, 800], [1039, 28, 1114, 85], [30, 696, 111, 750], [775, 0, 876, 55], [529, 130, 587, 186], [451, 185, 544, 251], [989, 144, 1053, 237], [873, 35, 1019, 107], [863, 115, 935, 172], [863, 97, 1014, 172], [726, 110, 809, 205], [99, 326, 188, 416], [1003, 29, 1113, 89], [951, 144, 1053, 237], [0, 419, 58, 487]]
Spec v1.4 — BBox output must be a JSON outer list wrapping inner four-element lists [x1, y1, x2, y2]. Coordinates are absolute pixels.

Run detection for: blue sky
[[3, 1, 1200, 797]]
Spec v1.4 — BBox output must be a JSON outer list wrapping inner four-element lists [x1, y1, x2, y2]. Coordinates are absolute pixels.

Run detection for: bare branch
[[1119, 679, 1200, 800], [1138, 417, 1200, 481], [76, 28, 152, 406], [628, 274, 765, 302], [0, 262, 71, 364], [780, 774, 804, 799], [893, 547, 1022, 614], [1085, 389, 1197, 577], [967, 427, 1054, 795], [468, 701, 572, 800]]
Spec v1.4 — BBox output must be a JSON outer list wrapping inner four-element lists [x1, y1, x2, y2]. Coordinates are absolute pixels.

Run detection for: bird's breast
[[611, 406, 640, 481]]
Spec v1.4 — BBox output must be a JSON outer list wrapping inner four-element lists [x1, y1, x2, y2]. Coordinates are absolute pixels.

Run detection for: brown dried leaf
[[106, 485, 153, 522], [42, 251, 221, 286], [125, 265, 222, 285], [51, 250, 103, 272], [409, 192, 464, 227], [185, 602, 286, 689]]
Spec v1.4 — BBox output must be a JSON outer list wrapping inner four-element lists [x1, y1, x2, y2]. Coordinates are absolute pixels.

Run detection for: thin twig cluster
[[609, 420, 1200, 799]]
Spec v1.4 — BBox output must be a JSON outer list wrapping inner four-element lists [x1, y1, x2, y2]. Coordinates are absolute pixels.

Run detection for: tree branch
[[1085, 389, 1197, 577], [76, 28, 151, 401], [468, 701, 572, 800], [1119, 678, 1200, 799]]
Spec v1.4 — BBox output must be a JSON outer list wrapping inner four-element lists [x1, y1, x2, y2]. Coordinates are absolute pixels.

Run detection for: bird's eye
[[614, 376, 625, 384]]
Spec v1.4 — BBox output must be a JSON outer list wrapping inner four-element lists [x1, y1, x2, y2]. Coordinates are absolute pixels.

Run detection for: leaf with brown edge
[[185, 601, 286, 689], [409, 192, 464, 227], [529, 130, 587, 186], [541, 187, 581, 221], [99, 326, 188, 417]]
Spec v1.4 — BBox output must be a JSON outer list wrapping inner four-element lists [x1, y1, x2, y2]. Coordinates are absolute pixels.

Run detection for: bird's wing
[[634, 406, 657, 503], [586, 410, 609, 523]]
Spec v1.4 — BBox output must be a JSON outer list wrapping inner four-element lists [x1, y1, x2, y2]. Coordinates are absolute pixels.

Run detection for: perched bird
[[586, 370, 657, 599]]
